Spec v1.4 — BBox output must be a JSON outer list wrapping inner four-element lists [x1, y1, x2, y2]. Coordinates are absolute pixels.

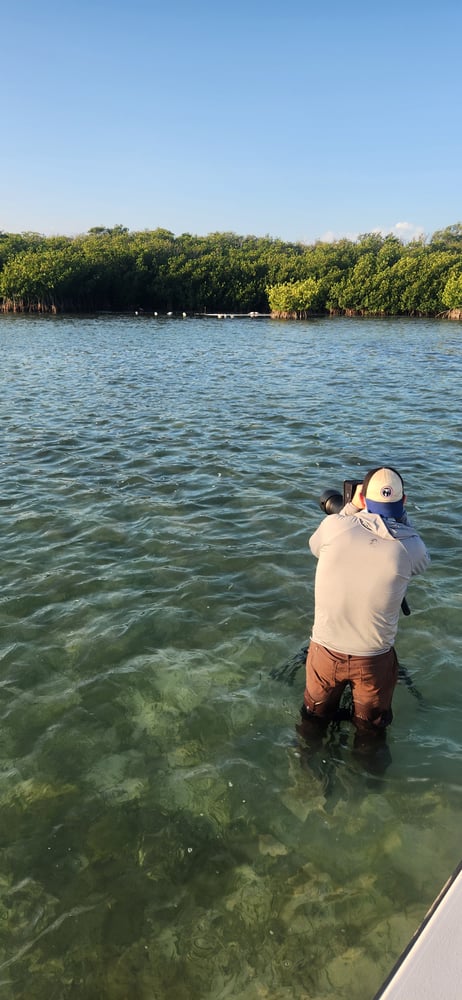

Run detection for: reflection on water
[[0, 315, 461, 998]]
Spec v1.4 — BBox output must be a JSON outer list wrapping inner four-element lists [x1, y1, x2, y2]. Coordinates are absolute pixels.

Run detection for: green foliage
[[442, 269, 462, 309], [0, 244, 90, 311], [0, 223, 461, 317], [398, 248, 456, 315], [430, 223, 462, 248], [268, 277, 321, 316]]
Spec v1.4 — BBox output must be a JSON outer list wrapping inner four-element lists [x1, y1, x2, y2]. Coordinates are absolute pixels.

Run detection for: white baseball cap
[[365, 467, 404, 518], [365, 468, 403, 503]]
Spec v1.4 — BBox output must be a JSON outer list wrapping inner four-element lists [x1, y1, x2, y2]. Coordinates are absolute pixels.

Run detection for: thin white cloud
[[375, 221, 425, 242], [391, 221, 425, 241], [311, 222, 425, 245], [318, 229, 359, 244]]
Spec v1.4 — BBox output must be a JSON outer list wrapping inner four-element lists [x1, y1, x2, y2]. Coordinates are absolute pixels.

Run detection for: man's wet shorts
[[304, 640, 399, 727]]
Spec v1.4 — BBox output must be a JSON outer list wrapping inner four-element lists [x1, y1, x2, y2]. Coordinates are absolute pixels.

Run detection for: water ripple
[[1, 315, 461, 998]]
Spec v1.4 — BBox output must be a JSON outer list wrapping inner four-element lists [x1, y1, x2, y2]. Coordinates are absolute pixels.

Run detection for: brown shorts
[[304, 641, 399, 729]]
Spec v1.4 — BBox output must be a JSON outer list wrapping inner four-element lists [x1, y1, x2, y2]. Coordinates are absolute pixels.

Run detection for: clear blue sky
[[3, 0, 461, 243]]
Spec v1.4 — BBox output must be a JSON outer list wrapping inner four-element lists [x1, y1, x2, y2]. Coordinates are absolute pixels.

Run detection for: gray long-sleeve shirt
[[309, 503, 430, 656]]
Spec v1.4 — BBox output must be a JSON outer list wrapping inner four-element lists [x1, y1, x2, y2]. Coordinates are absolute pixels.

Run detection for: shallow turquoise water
[[0, 314, 461, 999]]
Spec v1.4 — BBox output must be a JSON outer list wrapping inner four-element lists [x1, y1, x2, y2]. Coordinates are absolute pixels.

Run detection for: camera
[[343, 479, 362, 506], [319, 479, 362, 515]]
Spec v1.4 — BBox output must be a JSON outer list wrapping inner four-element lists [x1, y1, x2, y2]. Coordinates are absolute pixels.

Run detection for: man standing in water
[[301, 467, 430, 735]]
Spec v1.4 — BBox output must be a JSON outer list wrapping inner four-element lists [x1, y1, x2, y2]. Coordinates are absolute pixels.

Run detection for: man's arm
[[408, 536, 431, 575], [309, 506, 353, 557]]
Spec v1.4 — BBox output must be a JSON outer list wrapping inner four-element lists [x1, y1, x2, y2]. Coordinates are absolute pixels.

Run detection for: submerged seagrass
[[0, 314, 461, 999]]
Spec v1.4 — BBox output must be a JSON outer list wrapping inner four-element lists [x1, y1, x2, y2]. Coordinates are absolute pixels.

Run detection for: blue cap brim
[[366, 498, 404, 519]]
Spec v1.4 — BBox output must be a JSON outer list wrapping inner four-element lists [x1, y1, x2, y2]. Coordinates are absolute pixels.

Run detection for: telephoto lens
[[319, 489, 343, 515]]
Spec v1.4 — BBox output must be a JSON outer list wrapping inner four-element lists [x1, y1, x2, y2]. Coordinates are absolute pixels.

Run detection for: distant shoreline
[[1, 309, 460, 321], [1, 225, 461, 318]]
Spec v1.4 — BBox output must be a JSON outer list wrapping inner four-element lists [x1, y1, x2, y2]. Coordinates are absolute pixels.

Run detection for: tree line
[[0, 223, 461, 318]]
